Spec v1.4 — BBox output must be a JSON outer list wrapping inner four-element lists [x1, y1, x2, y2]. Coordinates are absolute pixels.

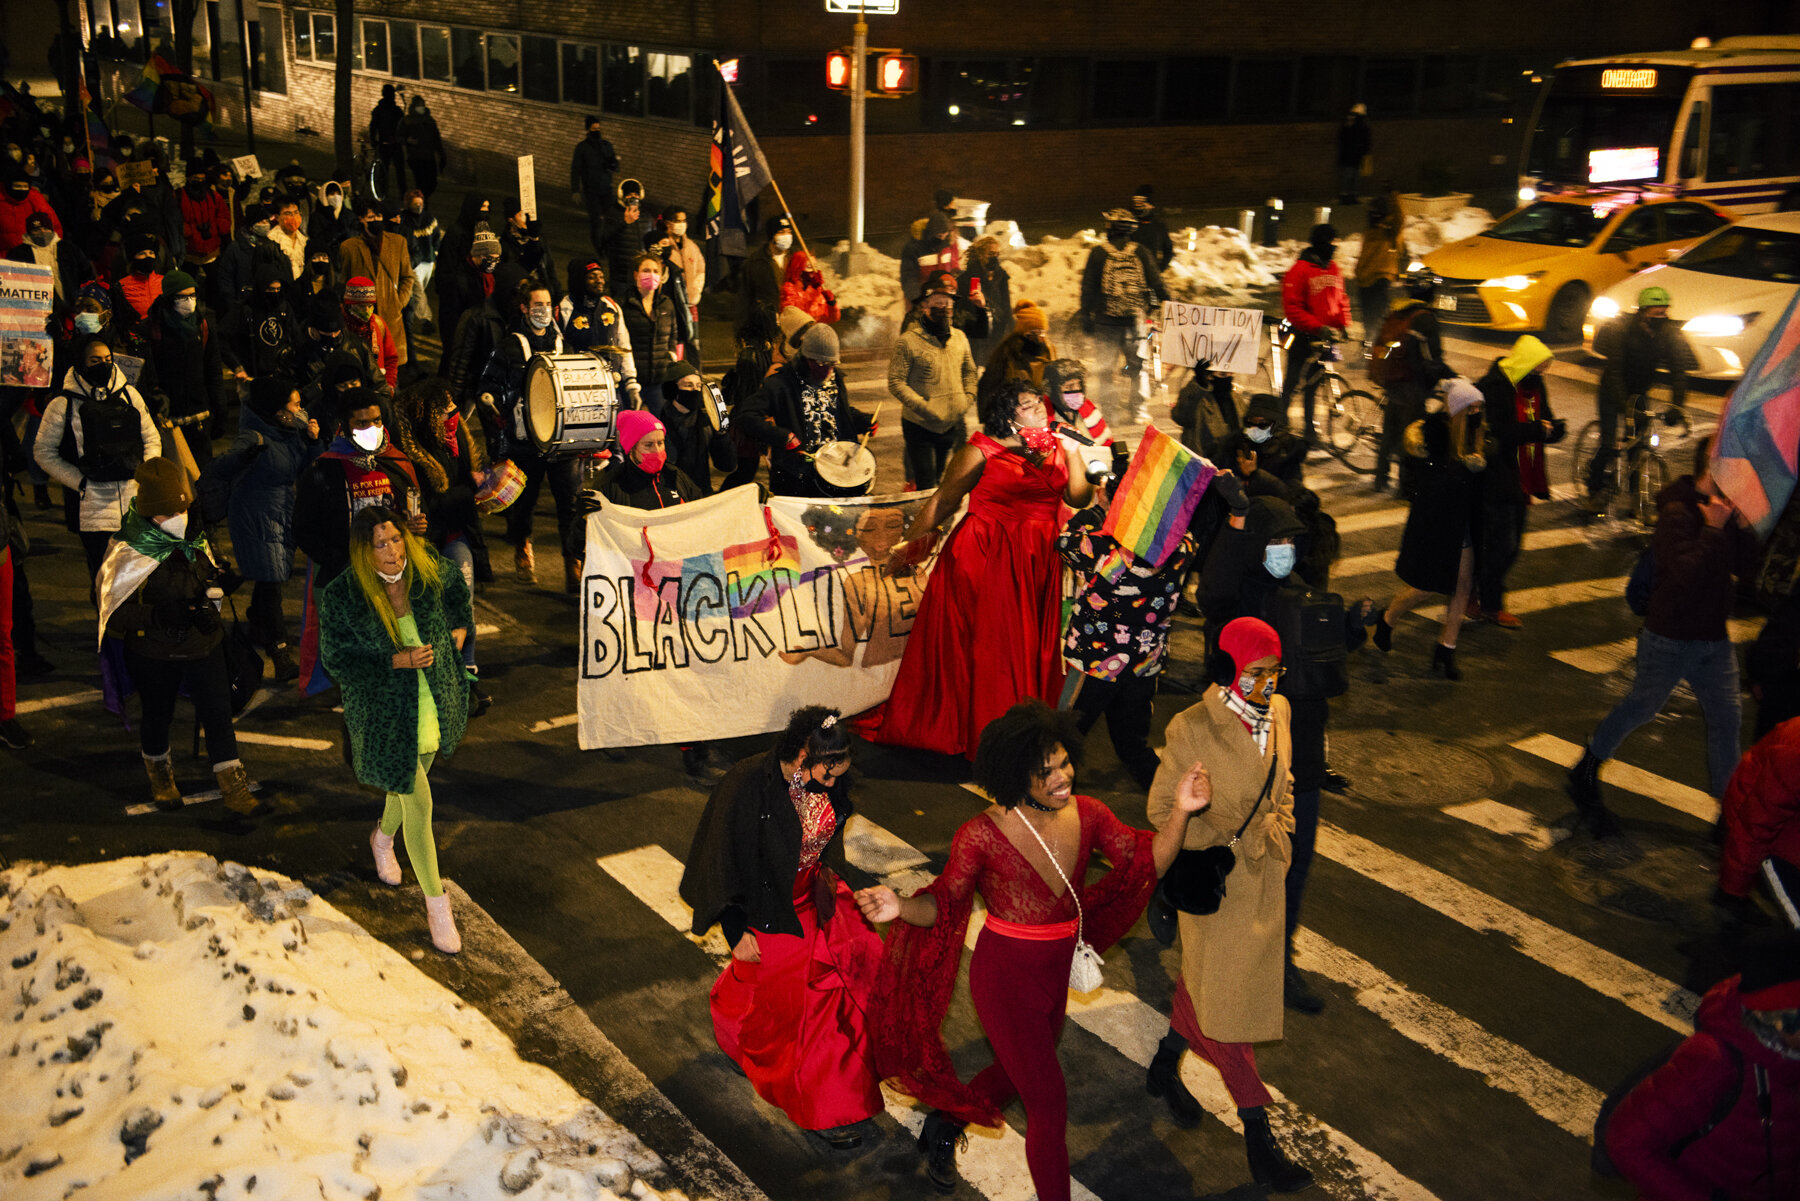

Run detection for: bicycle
[[1290, 332, 1383, 475], [355, 134, 393, 206], [1569, 396, 1704, 534]]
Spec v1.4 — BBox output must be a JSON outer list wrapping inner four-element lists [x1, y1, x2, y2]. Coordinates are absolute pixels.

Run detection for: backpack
[[1098, 243, 1150, 319], [1267, 584, 1349, 700], [1591, 1038, 1745, 1178], [1368, 308, 1425, 387], [60, 392, 146, 483], [1626, 544, 1654, 617]]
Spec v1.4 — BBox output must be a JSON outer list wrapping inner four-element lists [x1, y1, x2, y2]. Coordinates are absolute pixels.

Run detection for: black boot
[[1564, 749, 1620, 836], [1372, 613, 1393, 653], [1241, 1106, 1314, 1193], [1283, 964, 1325, 1015], [917, 1109, 966, 1195], [1146, 1034, 1204, 1128], [1431, 643, 1461, 681]]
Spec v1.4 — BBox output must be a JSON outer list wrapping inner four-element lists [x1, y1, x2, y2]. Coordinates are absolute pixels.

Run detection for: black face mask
[[310, 260, 331, 275], [924, 310, 952, 336], [130, 257, 156, 276], [80, 361, 113, 387], [260, 290, 285, 306], [1106, 227, 1131, 248]]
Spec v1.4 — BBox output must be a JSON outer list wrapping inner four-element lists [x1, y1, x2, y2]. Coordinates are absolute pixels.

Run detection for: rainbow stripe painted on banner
[[1100, 424, 1215, 568], [626, 533, 803, 620]]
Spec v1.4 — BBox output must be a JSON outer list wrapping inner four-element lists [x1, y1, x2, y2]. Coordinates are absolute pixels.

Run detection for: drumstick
[[857, 401, 885, 452]]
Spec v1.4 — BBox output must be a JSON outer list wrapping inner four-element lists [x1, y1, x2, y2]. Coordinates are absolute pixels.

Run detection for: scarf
[[120, 505, 209, 564], [1515, 376, 1549, 500], [1220, 684, 1272, 753], [442, 412, 461, 460]]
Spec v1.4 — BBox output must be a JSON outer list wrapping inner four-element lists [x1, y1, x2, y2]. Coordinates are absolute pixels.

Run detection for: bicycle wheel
[[1633, 451, 1670, 530], [1328, 388, 1383, 474], [1569, 420, 1614, 519]]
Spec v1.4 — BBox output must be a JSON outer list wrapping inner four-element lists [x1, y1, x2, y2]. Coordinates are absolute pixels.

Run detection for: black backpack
[[61, 392, 146, 483], [1267, 583, 1349, 700]]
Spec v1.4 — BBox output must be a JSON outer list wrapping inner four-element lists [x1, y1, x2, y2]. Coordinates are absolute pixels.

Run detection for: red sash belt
[[983, 914, 1078, 941]]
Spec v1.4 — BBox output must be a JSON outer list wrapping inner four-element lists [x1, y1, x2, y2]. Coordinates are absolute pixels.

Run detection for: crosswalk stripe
[[1442, 799, 1558, 851], [596, 845, 1097, 1201], [1291, 929, 1604, 1140], [1316, 822, 1697, 1031], [1414, 575, 1627, 623], [1550, 617, 1762, 675], [1509, 733, 1716, 824], [1334, 507, 1408, 535], [530, 713, 581, 733], [1335, 526, 1593, 582], [16, 689, 103, 715], [233, 731, 335, 751]]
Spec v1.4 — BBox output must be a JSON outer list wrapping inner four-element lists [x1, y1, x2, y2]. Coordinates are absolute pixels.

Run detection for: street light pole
[[847, 4, 867, 270]]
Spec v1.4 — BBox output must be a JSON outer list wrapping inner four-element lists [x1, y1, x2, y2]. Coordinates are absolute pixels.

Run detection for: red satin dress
[[868, 432, 1069, 758], [709, 784, 884, 1131]]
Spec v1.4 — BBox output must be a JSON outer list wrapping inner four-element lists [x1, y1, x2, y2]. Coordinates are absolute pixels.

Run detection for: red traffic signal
[[875, 53, 918, 95], [826, 50, 852, 90]]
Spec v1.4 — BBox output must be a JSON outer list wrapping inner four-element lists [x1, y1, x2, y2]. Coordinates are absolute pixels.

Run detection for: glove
[[784, 434, 802, 451], [1546, 418, 1568, 444], [1210, 470, 1249, 517], [822, 289, 836, 305], [624, 381, 642, 408]]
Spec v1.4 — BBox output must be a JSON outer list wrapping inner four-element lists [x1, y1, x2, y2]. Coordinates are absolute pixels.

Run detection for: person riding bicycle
[[1368, 275, 1452, 493], [1587, 285, 1698, 494], [1279, 223, 1351, 444]]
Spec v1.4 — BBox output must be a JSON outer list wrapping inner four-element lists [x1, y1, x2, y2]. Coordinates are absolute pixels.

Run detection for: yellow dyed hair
[[346, 505, 444, 647]]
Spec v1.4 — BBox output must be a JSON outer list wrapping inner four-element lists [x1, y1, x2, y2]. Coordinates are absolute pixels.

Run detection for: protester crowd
[[0, 80, 1795, 1201]]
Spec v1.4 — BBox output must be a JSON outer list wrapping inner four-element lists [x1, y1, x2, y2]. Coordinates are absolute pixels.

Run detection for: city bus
[[1519, 36, 1800, 213]]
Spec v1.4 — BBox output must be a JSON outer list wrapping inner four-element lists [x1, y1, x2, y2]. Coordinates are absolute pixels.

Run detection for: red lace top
[[870, 795, 1156, 1125], [793, 781, 837, 874]]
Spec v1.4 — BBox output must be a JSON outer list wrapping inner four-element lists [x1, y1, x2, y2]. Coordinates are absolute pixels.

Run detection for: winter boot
[[370, 825, 402, 885], [916, 1109, 966, 1195], [1372, 613, 1394, 653], [1432, 643, 1461, 681], [1284, 964, 1326, 1015], [214, 761, 259, 815], [144, 752, 182, 811], [564, 556, 581, 595], [1564, 749, 1620, 835], [269, 642, 299, 682], [1146, 1035, 1204, 1127], [424, 889, 461, 954], [1241, 1106, 1314, 1193], [515, 540, 536, 584]]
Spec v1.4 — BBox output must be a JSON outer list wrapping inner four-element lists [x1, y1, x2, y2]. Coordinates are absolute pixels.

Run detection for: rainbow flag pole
[[1100, 424, 1215, 569]]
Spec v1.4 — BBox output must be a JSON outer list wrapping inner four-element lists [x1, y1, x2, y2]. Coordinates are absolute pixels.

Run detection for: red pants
[[968, 924, 1075, 1201], [0, 548, 14, 721], [1169, 971, 1272, 1108]]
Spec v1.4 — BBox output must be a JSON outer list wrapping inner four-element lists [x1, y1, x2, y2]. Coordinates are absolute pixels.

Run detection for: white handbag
[[1015, 810, 1106, 994]]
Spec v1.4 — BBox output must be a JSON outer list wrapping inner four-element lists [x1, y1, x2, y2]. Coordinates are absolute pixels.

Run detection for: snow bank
[[1, 854, 698, 1201], [823, 206, 1494, 349]]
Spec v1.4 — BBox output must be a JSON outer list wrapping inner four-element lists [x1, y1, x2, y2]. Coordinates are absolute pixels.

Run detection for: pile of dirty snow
[[0, 854, 699, 1201], [825, 206, 1494, 348]]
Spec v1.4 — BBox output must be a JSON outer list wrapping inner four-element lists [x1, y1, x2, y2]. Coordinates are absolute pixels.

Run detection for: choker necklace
[[1020, 798, 1057, 813]]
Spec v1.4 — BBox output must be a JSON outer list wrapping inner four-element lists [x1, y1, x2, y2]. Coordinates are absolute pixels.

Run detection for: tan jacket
[[1147, 687, 1294, 1044], [337, 231, 417, 365], [887, 323, 977, 435]]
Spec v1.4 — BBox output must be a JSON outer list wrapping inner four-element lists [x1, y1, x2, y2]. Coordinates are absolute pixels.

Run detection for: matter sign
[[1158, 302, 1263, 375]]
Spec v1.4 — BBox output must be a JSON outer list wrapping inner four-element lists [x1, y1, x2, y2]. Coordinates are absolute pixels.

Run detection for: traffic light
[[875, 53, 918, 95], [826, 50, 852, 90]]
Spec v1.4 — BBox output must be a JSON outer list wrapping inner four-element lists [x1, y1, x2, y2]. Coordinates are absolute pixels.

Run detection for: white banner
[[1158, 302, 1263, 375], [517, 154, 537, 222], [576, 485, 935, 749]]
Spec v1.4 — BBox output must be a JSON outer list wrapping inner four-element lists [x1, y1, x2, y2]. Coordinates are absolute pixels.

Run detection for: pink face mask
[[636, 272, 658, 293], [636, 449, 667, 474]]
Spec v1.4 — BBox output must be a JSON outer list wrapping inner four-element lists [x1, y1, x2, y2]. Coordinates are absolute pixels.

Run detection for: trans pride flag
[[1100, 424, 1215, 568], [1713, 289, 1800, 539]]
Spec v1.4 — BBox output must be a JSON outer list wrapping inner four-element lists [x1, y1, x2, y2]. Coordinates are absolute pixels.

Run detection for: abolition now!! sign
[[576, 485, 937, 748], [1157, 302, 1263, 375]]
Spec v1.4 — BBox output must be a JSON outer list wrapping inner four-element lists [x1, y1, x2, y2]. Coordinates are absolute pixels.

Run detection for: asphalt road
[[1, 335, 1763, 1201]]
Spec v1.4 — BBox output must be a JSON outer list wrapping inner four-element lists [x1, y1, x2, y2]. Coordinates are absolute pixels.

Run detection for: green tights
[[380, 753, 442, 897]]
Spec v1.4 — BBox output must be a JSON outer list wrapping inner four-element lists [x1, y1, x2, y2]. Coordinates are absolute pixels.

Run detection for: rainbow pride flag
[[1716, 289, 1800, 539], [1100, 424, 1214, 568], [625, 531, 802, 620]]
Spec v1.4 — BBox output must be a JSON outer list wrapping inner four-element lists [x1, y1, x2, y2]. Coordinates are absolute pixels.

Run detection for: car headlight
[[1407, 259, 1426, 273], [1480, 272, 1544, 291], [1590, 296, 1621, 320], [1681, 313, 1756, 338], [1518, 186, 1537, 203]]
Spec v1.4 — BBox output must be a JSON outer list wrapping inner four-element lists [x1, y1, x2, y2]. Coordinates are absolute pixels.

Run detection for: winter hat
[[1308, 223, 1338, 250], [1247, 496, 1307, 545], [470, 229, 502, 257], [246, 375, 299, 422], [616, 408, 664, 456], [777, 305, 816, 349], [1012, 300, 1048, 335], [252, 262, 288, 292], [161, 270, 197, 297], [799, 323, 840, 365], [1219, 616, 1282, 675], [922, 271, 957, 297], [133, 457, 193, 517], [306, 293, 343, 333], [1134, 184, 1155, 201], [1445, 378, 1483, 416], [661, 359, 703, 402], [1499, 336, 1554, 385], [344, 277, 377, 305], [765, 214, 793, 238], [125, 230, 159, 258], [925, 212, 953, 240], [77, 281, 111, 312], [1242, 393, 1284, 428]]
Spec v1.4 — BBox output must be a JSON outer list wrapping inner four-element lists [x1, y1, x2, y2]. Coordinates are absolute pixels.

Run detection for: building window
[[1362, 58, 1419, 117], [251, 6, 286, 93], [1420, 56, 1477, 114], [516, 36, 557, 103], [1093, 60, 1157, 122], [452, 28, 484, 90], [1163, 56, 1230, 122], [1233, 59, 1296, 119], [1029, 58, 1086, 128], [935, 59, 1031, 128], [762, 57, 845, 134], [646, 52, 692, 121], [1298, 55, 1358, 120], [360, 19, 389, 75], [389, 20, 419, 80], [604, 44, 645, 116], [562, 43, 599, 107], [486, 33, 520, 95], [312, 12, 336, 63], [420, 26, 452, 84]]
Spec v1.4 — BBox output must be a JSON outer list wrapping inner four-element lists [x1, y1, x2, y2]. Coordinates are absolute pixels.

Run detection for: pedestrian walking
[[336, 196, 416, 369], [399, 96, 447, 200], [1352, 186, 1402, 336], [368, 84, 406, 197], [1472, 336, 1563, 628], [1336, 103, 1371, 204], [1368, 276, 1450, 493], [570, 116, 620, 256], [738, 323, 871, 498], [319, 504, 472, 954], [889, 274, 976, 488], [1077, 208, 1167, 428]]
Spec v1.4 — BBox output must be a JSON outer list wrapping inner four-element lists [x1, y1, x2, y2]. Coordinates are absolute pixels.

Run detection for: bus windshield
[[1526, 66, 1691, 184]]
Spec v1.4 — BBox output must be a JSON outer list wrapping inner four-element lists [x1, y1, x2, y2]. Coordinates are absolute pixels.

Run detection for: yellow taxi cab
[[1418, 192, 1737, 341]]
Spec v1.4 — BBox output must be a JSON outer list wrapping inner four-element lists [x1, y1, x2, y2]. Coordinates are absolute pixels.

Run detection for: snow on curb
[[1, 854, 705, 1201]]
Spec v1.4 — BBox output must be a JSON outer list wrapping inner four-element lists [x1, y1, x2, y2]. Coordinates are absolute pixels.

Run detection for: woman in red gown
[[678, 706, 884, 1148], [856, 700, 1211, 1199], [868, 378, 1095, 758]]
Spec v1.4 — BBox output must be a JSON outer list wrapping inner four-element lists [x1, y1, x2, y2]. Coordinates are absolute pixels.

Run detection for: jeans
[[442, 537, 476, 668], [1479, 501, 1528, 613], [1590, 389, 1650, 492], [1337, 164, 1361, 199], [124, 644, 239, 767], [1285, 788, 1321, 942], [1282, 329, 1328, 437], [901, 418, 961, 489], [1060, 668, 1159, 789], [1588, 629, 1743, 797]]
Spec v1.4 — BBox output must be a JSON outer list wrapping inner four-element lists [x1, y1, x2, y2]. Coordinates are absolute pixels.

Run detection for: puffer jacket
[[1718, 718, 1800, 898], [33, 365, 161, 532]]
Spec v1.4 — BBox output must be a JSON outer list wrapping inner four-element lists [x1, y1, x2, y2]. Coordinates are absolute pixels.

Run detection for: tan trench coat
[[1147, 687, 1294, 1044]]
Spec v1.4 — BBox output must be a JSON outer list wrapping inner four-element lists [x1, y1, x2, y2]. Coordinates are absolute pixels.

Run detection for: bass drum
[[526, 353, 620, 456]]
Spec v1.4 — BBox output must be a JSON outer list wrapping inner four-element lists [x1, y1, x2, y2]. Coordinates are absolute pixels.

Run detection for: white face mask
[[375, 565, 405, 584], [326, 193, 343, 214], [158, 513, 189, 537], [173, 296, 197, 316], [772, 233, 793, 252], [351, 424, 385, 452], [1246, 425, 1273, 444], [668, 222, 687, 238]]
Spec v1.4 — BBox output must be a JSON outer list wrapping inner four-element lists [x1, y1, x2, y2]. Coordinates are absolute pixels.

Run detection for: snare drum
[[474, 459, 527, 514], [526, 352, 620, 456], [812, 441, 876, 497]]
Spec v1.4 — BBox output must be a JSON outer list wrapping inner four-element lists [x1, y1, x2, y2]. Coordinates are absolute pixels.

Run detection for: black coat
[[292, 445, 422, 586], [1395, 412, 1483, 595], [678, 751, 852, 947], [104, 531, 227, 661], [620, 291, 682, 396], [594, 458, 702, 510], [142, 299, 225, 422], [1475, 360, 1555, 506], [741, 245, 786, 318], [738, 361, 873, 491], [661, 397, 737, 496]]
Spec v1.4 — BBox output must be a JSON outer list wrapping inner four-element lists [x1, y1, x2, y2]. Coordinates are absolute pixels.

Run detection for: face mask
[[173, 296, 197, 316], [310, 259, 331, 275], [803, 359, 833, 383], [157, 513, 188, 538], [477, 258, 497, 274], [1245, 425, 1272, 444], [81, 361, 113, 387], [98, 183, 119, 196], [349, 304, 375, 323], [668, 222, 687, 238], [326, 194, 343, 214], [130, 257, 155, 276], [251, 222, 272, 239], [1263, 544, 1297, 579], [527, 304, 553, 330], [1236, 672, 1272, 703], [772, 233, 793, 252], [587, 129, 602, 139], [1019, 426, 1058, 457], [75, 312, 103, 333], [279, 406, 311, 430], [636, 449, 667, 474], [636, 272, 658, 292], [375, 565, 405, 584], [674, 383, 702, 407], [28, 229, 52, 247], [7, 187, 29, 201], [351, 424, 385, 452], [924, 308, 952, 332], [1107, 227, 1131, 247]]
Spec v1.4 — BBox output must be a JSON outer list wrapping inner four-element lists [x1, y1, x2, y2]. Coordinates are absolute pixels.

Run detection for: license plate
[[1436, 294, 1458, 312]]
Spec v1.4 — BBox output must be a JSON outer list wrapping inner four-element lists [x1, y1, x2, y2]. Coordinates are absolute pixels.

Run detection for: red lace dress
[[871, 797, 1156, 1201], [865, 432, 1071, 758], [708, 780, 884, 1131]]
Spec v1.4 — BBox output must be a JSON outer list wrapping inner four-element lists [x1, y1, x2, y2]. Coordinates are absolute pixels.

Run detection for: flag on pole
[[708, 62, 773, 259], [1713, 289, 1800, 538], [127, 53, 216, 130], [1100, 425, 1216, 569]]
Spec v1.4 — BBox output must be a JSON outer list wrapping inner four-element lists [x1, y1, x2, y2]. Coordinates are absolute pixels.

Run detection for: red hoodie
[[1280, 248, 1350, 334]]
